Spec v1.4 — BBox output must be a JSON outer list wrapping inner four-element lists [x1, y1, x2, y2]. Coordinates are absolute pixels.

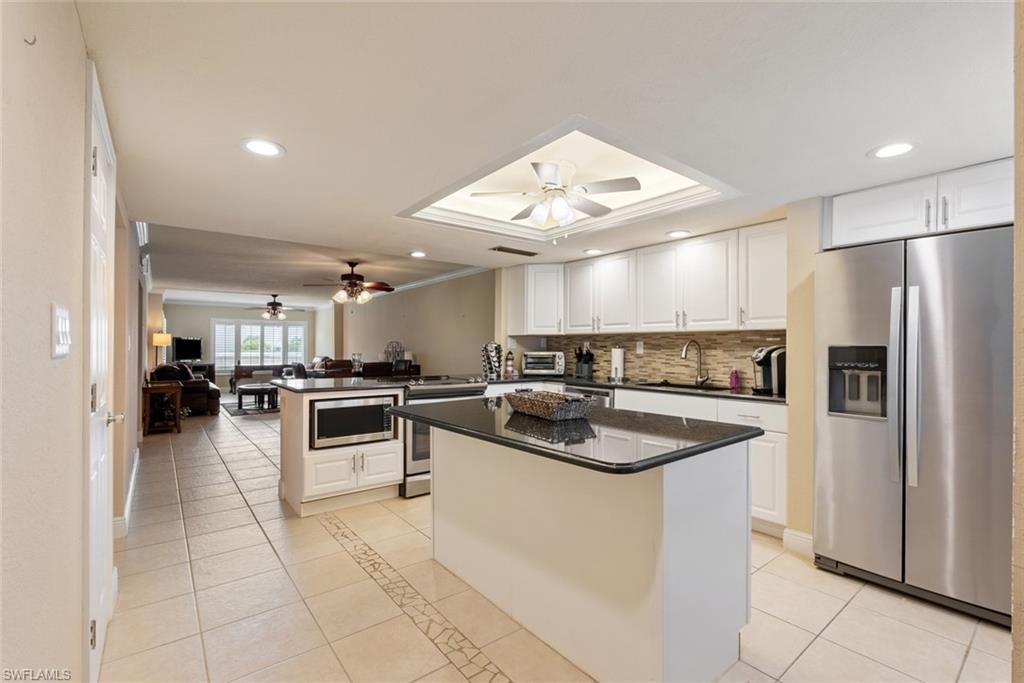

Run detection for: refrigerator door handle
[[906, 285, 921, 487], [888, 287, 903, 483]]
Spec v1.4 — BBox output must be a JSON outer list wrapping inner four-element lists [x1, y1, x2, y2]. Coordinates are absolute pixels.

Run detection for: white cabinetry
[[304, 450, 358, 499], [525, 264, 564, 334], [637, 242, 681, 331], [831, 176, 936, 247], [357, 441, 404, 488], [595, 251, 636, 332], [830, 158, 1013, 248], [746, 431, 788, 526], [738, 222, 787, 329], [937, 158, 1014, 232], [613, 389, 719, 421], [564, 260, 598, 333], [678, 230, 738, 331]]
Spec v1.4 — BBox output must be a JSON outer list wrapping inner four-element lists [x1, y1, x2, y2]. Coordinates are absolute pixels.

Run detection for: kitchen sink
[[638, 381, 731, 392]]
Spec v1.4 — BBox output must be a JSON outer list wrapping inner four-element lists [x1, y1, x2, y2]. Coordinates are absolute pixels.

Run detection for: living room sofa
[[230, 364, 294, 392], [150, 363, 221, 415]]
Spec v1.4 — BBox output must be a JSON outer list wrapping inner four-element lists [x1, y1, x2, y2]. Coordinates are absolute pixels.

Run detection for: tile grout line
[[319, 512, 512, 683], [953, 621, 980, 683]]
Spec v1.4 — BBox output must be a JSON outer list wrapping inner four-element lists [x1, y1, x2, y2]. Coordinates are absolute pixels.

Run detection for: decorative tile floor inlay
[[319, 513, 510, 683]]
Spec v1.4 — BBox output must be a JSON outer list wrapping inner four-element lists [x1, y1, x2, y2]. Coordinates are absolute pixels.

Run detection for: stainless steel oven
[[310, 395, 397, 449], [521, 351, 564, 376]]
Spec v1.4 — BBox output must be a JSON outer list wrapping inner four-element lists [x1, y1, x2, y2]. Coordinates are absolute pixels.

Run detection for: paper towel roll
[[611, 347, 625, 380]]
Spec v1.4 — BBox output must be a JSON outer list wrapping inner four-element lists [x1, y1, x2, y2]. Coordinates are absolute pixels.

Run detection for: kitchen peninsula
[[389, 398, 763, 682]]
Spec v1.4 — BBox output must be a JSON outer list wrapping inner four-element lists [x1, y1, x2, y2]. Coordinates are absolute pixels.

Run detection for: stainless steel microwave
[[521, 351, 565, 376], [310, 395, 396, 449]]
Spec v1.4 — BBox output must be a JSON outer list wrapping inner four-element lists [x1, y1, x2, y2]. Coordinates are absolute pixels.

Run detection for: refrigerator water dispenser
[[827, 346, 887, 418]]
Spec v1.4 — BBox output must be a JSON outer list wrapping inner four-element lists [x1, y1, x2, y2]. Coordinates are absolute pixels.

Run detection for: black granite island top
[[388, 397, 763, 474], [272, 378, 410, 393]]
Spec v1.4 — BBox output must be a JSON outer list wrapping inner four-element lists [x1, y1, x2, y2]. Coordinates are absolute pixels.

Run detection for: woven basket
[[505, 390, 595, 421]]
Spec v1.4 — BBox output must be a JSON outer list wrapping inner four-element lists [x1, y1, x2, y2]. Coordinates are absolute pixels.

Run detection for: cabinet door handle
[[737, 414, 762, 420], [351, 456, 357, 474], [681, 310, 687, 328], [360, 453, 366, 472], [596, 316, 601, 330], [675, 311, 680, 328], [557, 318, 562, 333], [739, 307, 746, 326], [941, 196, 949, 228], [924, 198, 931, 228]]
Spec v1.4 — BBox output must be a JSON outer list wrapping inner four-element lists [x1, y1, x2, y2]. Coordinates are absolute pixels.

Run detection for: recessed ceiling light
[[666, 230, 692, 238], [869, 142, 914, 159], [242, 138, 285, 157], [584, 249, 603, 256], [409, 251, 426, 258]]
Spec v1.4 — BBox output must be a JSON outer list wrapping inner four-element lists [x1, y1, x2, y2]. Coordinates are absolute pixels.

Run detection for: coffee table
[[237, 383, 279, 411]]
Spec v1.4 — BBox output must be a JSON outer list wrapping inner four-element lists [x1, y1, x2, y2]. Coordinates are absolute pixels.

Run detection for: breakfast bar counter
[[389, 398, 762, 683]]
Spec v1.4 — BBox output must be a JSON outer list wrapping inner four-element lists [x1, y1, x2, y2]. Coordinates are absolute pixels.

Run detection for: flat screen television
[[171, 337, 203, 362]]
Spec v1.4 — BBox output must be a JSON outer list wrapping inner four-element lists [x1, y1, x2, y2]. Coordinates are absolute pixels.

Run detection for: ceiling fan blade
[[575, 177, 641, 195], [531, 162, 562, 187], [303, 283, 341, 287], [510, 203, 539, 221], [364, 282, 394, 292], [568, 195, 612, 218], [470, 190, 531, 197]]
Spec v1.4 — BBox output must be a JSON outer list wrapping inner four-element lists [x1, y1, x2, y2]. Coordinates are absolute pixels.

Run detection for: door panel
[[637, 243, 680, 331], [679, 231, 738, 330], [738, 222, 787, 329], [905, 228, 1012, 613], [359, 442, 404, 487], [596, 252, 636, 331], [831, 176, 936, 247], [526, 264, 563, 334], [813, 242, 904, 581], [937, 159, 1014, 232], [749, 433, 787, 526], [565, 260, 596, 333]]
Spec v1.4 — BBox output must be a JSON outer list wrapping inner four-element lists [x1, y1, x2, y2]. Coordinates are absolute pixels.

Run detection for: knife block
[[574, 361, 593, 380]]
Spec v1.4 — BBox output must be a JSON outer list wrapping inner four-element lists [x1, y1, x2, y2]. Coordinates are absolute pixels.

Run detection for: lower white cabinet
[[613, 389, 718, 421], [747, 431, 788, 526], [303, 440, 403, 500]]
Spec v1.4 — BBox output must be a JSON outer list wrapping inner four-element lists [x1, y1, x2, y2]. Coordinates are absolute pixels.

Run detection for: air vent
[[490, 246, 538, 257]]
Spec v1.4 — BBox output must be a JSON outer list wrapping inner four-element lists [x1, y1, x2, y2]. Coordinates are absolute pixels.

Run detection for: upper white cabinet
[[831, 176, 937, 247], [525, 264, 564, 335], [937, 158, 1014, 232], [637, 243, 681, 331], [565, 260, 598, 333], [738, 222, 787, 330], [595, 251, 636, 332], [678, 230, 738, 331], [830, 158, 1013, 248]]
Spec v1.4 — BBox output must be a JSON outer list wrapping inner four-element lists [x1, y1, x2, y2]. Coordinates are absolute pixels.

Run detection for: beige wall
[[146, 291, 165, 371], [0, 2, 90, 674], [1011, 2, 1022, 677], [343, 271, 496, 375], [112, 207, 142, 520], [314, 303, 335, 358], [784, 198, 823, 536]]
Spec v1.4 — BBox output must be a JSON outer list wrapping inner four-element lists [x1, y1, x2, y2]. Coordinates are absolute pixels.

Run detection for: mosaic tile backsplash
[[546, 330, 787, 390]]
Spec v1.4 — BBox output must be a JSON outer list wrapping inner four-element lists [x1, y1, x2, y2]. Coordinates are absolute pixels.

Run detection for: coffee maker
[[751, 346, 786, 397]]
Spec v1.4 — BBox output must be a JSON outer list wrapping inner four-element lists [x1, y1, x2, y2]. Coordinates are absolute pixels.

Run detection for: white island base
[[431, 429, 751, 683]]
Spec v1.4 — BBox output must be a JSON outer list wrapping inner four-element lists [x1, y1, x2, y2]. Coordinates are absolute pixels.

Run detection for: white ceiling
[[79, 2, 1014, 271], [146, 224, 469, 304]]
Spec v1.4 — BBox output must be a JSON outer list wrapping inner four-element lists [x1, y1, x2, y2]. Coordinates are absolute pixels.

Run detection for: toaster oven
[[521, 351, 565, 376]]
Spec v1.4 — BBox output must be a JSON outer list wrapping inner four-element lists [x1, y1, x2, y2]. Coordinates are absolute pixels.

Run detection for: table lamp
[[152, 332, 172, 367]]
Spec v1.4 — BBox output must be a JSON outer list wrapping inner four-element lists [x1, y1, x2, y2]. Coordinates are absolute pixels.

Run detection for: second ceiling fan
[[303, 261, 394, 304], [471, 161, 641, 227]]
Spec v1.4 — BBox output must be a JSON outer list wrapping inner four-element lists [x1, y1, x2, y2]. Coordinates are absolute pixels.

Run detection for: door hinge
[[91, 146, 98, 177], [90, 383, 98, 412], [89, 619, 97, 649]]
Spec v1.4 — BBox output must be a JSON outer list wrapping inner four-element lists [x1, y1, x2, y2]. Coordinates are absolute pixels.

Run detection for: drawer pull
[[737, 414, 761, 420]]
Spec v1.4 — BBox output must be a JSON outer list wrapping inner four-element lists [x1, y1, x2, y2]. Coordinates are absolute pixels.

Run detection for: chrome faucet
[[681, 340, 709, 387]]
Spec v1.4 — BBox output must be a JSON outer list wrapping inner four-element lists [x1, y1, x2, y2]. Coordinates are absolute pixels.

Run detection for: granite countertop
[[486, 376, 787, 404], [271, 378, 410, 393], [387, 398, 763, 474]]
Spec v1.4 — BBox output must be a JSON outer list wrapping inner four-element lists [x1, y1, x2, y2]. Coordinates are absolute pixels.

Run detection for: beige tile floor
[[103, 409, 1012, 683]]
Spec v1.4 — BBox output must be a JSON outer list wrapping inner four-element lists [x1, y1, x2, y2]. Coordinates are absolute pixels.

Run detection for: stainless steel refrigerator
[[813, 226, 1012, 620]]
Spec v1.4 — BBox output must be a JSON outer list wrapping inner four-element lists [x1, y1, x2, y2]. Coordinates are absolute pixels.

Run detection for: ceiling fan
[[245, 294, 301, 320], [303, 261, 395, 304], [470, 161, 641, 227]]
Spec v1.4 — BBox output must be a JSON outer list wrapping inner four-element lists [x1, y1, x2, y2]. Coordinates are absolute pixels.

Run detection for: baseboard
[[751, 518, 785, 538], [114, 448, 140, 539], [783, 528, 814, 559]]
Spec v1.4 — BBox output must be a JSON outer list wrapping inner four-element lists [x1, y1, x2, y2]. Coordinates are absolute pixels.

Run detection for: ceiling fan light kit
[[306, 261, 394, 305]]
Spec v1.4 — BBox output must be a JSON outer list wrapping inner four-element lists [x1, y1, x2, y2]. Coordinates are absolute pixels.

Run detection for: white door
[[525, 264, 564, 334], [749, 432, 787, 526], [87, 66, 117, 682], [936, 158, 1014, 232], [637, 243, 681, 331], [357, 442, 404, 487], [596, 251, 636, 332], [679, 230, 738, 331], [830, 176, 937, 247], [305, 451, 358, 498], [738, 222, 788, 330], [564, 260, 597, 333]]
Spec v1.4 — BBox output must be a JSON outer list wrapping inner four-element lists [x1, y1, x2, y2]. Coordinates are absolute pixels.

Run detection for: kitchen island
[[388, 398, 763, 683]]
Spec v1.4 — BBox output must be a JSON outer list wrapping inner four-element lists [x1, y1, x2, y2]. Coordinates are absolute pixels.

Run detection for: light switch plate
[[51, 303, 71, 359], [635, 341, 644, 355]]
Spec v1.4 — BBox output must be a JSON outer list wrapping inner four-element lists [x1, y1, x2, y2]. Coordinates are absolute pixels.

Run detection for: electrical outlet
[[635, 341, 644, 355]]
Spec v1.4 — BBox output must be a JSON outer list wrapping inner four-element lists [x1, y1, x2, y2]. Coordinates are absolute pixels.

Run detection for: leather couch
[[230, 364, 292, 392], [150, 363, 221, 415]]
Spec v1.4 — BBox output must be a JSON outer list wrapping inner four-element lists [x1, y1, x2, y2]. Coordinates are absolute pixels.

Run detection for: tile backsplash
[[546, 330, 787, 390]]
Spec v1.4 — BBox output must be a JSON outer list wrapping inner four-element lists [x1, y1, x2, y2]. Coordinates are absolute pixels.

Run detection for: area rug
[[224, 404, 280, 417]]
